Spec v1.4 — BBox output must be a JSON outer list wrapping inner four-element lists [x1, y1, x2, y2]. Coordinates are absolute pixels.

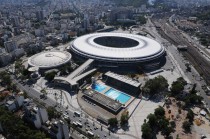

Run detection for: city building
[[0, 52, 12, 66], [10, 16, 20, 27], [36, 10, 44, 21], [109, 7, 133, 23], [103, 71, 141, 95], [48, 120, 69, 139], [23, 103, 49, 129], [5, 95, 24, 111], [4, 40, 17, 53], [12, 48, 25, 58]]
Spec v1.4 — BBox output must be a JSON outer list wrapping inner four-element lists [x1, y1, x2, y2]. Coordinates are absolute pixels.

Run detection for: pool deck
[[94, 80, 135, 107]]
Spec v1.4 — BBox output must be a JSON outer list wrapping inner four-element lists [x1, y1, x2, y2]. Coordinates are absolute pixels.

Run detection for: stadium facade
[[70, 33, 166, 69]]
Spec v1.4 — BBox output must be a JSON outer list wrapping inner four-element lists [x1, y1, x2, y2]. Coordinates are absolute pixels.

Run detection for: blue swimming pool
[[104, 89, 131, 104], [92, 83, 107, 93]]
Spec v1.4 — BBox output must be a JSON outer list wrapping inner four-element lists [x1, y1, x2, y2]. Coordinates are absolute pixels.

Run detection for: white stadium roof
[[28, 50, 71, 69], [71, 33, 165, 63]]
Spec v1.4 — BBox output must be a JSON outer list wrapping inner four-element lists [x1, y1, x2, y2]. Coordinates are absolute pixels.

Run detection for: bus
[[72, 122, 78, 126], [87, 131, 94, 137], [76, 121, 83, 128]]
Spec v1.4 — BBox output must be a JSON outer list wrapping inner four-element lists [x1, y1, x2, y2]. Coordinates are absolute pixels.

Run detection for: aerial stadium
[[28, 50, 71, 69], [70, 33, 166, 68]]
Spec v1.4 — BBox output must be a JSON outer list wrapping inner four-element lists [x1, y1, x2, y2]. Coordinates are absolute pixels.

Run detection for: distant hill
[[113, 0, 148, 7]]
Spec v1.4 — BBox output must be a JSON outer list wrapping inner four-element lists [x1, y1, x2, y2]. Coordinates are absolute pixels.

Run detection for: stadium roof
[[28, 50, 71, 69], [71, 33, 165, 63]]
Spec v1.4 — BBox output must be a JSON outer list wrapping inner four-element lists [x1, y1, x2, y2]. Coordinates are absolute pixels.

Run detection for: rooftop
[[71, 33, 165, 62], [28, 50, 71, 69], [105, 71, 141, 87]]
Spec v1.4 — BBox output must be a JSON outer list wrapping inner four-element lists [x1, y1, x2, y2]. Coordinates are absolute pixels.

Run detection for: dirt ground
[[164, 98, 198, 139]]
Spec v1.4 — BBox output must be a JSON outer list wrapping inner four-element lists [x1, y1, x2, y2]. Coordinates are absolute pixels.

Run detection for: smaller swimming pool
[[92, 83, 107, 93], [105, 89, 131, 104]]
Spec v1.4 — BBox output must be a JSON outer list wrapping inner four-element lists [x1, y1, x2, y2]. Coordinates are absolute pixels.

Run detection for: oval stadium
[[70, 33, 166, 68]]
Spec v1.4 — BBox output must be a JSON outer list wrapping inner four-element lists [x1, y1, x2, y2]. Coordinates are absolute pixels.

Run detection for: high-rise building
[[0, 52, 12, 66], [4, 40, 17, 53], [11, 16, 20, 27], [49, 120, 69, 139], [24, 105, 49, 129], [36, 10, 44, 21], [83, 14, 90, 30]]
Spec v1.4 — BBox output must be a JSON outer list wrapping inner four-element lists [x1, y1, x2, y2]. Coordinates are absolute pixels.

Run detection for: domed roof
[[28, 50, 71, 69]]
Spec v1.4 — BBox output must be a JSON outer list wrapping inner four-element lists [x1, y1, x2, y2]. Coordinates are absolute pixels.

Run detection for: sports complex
[[70, 33, 165, 67], [27, 32, 167, 118]]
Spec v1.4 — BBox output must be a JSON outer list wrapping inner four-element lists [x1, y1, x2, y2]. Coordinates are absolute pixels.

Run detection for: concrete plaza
[[117, 99, 164, 139]]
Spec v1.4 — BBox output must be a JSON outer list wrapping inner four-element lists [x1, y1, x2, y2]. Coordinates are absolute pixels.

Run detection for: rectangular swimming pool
[[104, 89, 131, 104], [93, 83, 107, 93]]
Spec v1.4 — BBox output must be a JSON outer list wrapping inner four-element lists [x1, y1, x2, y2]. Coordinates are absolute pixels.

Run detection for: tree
[[154, 106, 165, 118], [143, 75, 168, 96], [21, 68, 30, 77], [170, 81, 184, 96], [185, 94, 203, 105], [47, 106, 61, 120], [170, 77, 187, 96], [182, 121, 191, 133], [158, 118, 169, 129], [141, 123, 153, 139], [138, 16, 147, 24], [0, 71, 11, 86], [187, 109, 194, 123], [177, 77, 187, 86], [170, 121, 176, 129], [157, 118, 174, 138], [14, 60, 25, 75], [108, 118, 118, 127], [0, 106, 48, 139], [161, 125, 173, 138], [190, 84, 197, 94], [45, 71, 56, 82], [120, 111, 129, 126], [23, 91, 28, 98], [142, 87, 150, 96], [147, 114, 157, 128]]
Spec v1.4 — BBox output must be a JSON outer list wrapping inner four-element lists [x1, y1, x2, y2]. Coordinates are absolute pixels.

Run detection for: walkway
[[54, 59, 95, 86]]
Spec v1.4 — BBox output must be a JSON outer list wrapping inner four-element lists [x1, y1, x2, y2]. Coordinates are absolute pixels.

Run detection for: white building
[[49, 120, 69, 139], [5, 95, 24, 111], [5, 100, 16, 111], [24, 104, 49, 129]]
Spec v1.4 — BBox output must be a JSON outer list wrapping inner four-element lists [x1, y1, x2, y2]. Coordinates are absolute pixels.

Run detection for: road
[[146, 16, 210, 110], [11, 75, 119, 139]]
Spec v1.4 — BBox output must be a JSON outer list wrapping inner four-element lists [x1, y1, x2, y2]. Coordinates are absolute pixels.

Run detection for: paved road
[[11, 75, 119, 139], [146, 17, 210, 110]]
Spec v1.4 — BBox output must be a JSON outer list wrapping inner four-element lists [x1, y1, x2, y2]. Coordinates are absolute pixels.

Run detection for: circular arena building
[[28, 50, 71, 69], [70, 33, 165, 68]]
